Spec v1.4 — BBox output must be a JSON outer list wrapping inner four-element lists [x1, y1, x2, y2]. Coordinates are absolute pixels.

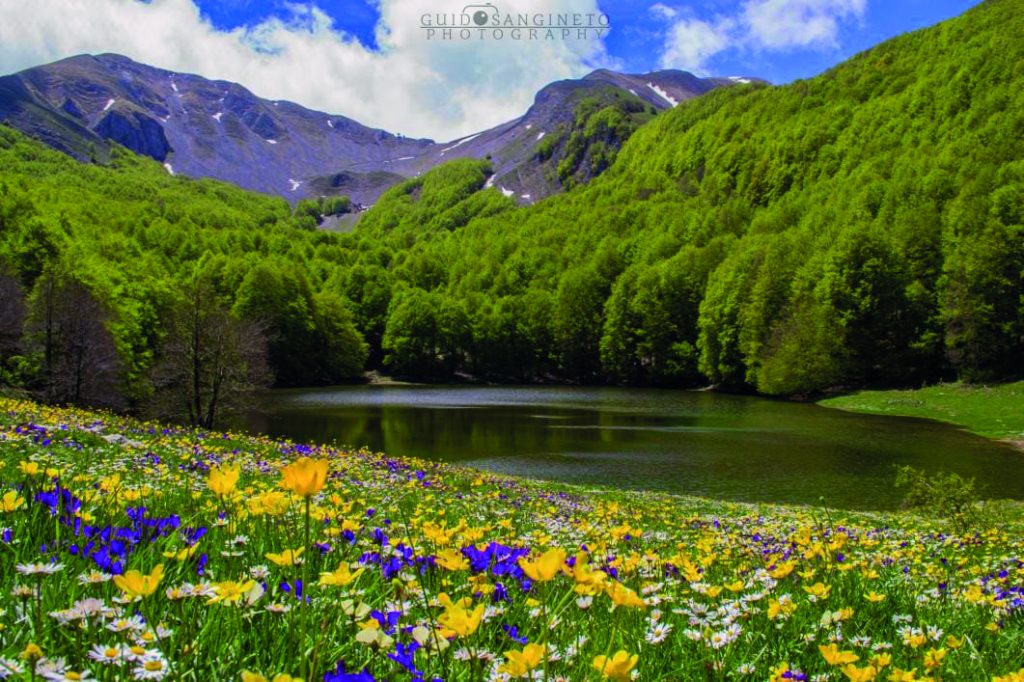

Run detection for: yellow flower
[[113, 564, 164, 599], [820, 643, 859, 666], [20, 642, 43, 660], [592, 650, 639, 681], [279, 457, 329, 497], [518, 548, 566, 583], [266, 548, 304, 566], [499, 643, 546, 678], [438, 603, 485, 638], [319, 562, 364, 587], [571, 553, 608, 591], [923, 648, 946, 671], [1, 490, 25, 512], [606, 581, 646, 608], [18, 461, 41, 476], [842, 664, 877, 681], [208, 580, 259, 604], [944, 635, 964, 650], [804, 582, 831, 599], [865, 591, 887, 602], [887, 669, 919, 681], [436, 549, 469, 571], [208, 463, 240, 497], [770, 560, 796, 579]]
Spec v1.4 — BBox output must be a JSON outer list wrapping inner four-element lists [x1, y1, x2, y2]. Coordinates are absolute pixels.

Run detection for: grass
[[820, 381, 1024, 444], [1, 396, 1023, 681]]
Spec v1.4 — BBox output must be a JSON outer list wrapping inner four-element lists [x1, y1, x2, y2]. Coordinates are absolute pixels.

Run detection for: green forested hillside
[[0, 132, 372, 404], [343, 0, 1024, 391], [1, 0, 1022, 409]]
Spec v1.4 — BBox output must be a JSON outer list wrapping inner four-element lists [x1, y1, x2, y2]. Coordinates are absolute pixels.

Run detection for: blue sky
[[0, 0, 980, 139], [187, 0, 976, 82]]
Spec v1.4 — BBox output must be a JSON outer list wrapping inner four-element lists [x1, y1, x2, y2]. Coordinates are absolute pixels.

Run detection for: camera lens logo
[[463, 3, 498, 26]]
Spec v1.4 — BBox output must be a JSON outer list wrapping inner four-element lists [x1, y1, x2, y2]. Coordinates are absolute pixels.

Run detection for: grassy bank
[[1, 397, 1022, 680], [820, 381, 1024, 446]]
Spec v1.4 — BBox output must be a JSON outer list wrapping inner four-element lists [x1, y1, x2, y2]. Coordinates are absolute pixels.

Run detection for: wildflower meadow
[[0, 397, 1022, 681]]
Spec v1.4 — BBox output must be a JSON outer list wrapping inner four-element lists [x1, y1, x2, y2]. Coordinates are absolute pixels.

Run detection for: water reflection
[[243, 385, 1024, 510]]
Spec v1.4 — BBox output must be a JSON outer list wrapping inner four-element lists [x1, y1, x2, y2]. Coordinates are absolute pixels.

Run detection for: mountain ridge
[[0, 53, 758, 204]]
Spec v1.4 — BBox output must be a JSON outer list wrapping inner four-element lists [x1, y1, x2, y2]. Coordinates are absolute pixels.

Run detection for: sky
[[0, 0, 979, 141]]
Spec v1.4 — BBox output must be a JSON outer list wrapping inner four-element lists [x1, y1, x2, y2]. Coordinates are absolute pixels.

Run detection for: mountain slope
[[0, 55, 744, 204]]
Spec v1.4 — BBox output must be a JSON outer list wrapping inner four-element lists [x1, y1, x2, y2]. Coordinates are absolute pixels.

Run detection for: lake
[[244, 385, 1024, 510]]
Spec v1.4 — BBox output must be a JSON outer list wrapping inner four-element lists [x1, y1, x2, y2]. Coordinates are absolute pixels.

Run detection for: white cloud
[[0, 0, 613, 141], [660, 18, 733, 73], [743, 0, 867, 49], [656, 0, 867, 73], [649, 3, 678, 20]]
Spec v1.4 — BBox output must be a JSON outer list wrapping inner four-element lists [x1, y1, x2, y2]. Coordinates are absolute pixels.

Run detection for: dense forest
[[1, 0, 1022, 420]]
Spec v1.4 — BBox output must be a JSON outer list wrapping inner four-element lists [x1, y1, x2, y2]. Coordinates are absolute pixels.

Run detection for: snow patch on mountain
[[499, 186, 514, 197], [289, 179, 301, 191], [163, 163, 174, 175], [102, 98, 115, 111], [440, 132, 481, 155], [536, 131, 545, 141], [212, 112, 222, 122], [646, 83, 678, 108]]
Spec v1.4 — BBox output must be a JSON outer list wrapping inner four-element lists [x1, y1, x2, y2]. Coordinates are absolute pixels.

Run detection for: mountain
[[0, 54, 750, 204]]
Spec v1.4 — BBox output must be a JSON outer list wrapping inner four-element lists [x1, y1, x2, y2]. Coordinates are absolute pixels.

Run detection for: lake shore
[[819, 381, 1024, 451]]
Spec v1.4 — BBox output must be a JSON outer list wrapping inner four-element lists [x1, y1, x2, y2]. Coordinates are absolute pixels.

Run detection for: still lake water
[[244, 385, 1024, 510]]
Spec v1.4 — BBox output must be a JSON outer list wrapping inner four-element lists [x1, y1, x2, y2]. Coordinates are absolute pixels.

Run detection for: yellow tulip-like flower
[[944, 635, 964, 650], [1, 490, 25, 512], [19, 642, 43, 661], [208, 463, 240, 497], [279, 457, 329, 497], [840, 664, 877, 681], [517, 548, 566, 583], [498, 643, 546, 678], [18, 461, 41, 476], [770, 560, 796, 579], [208, 580, 259, 605], [865, 591, 887, 603], [819, 643, 859, 666], [571, 552, 608, 590], [436, 549, 469, 571], [923, 648, 947, 671], [266, 548, 304, 566], [438, 603, 485, 638], [113, 564, 164, 599], [606, 581, 646, 608], [592, 650, 639, 681], [804, 582, 831, 599], [319, 562, 364, 587]]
